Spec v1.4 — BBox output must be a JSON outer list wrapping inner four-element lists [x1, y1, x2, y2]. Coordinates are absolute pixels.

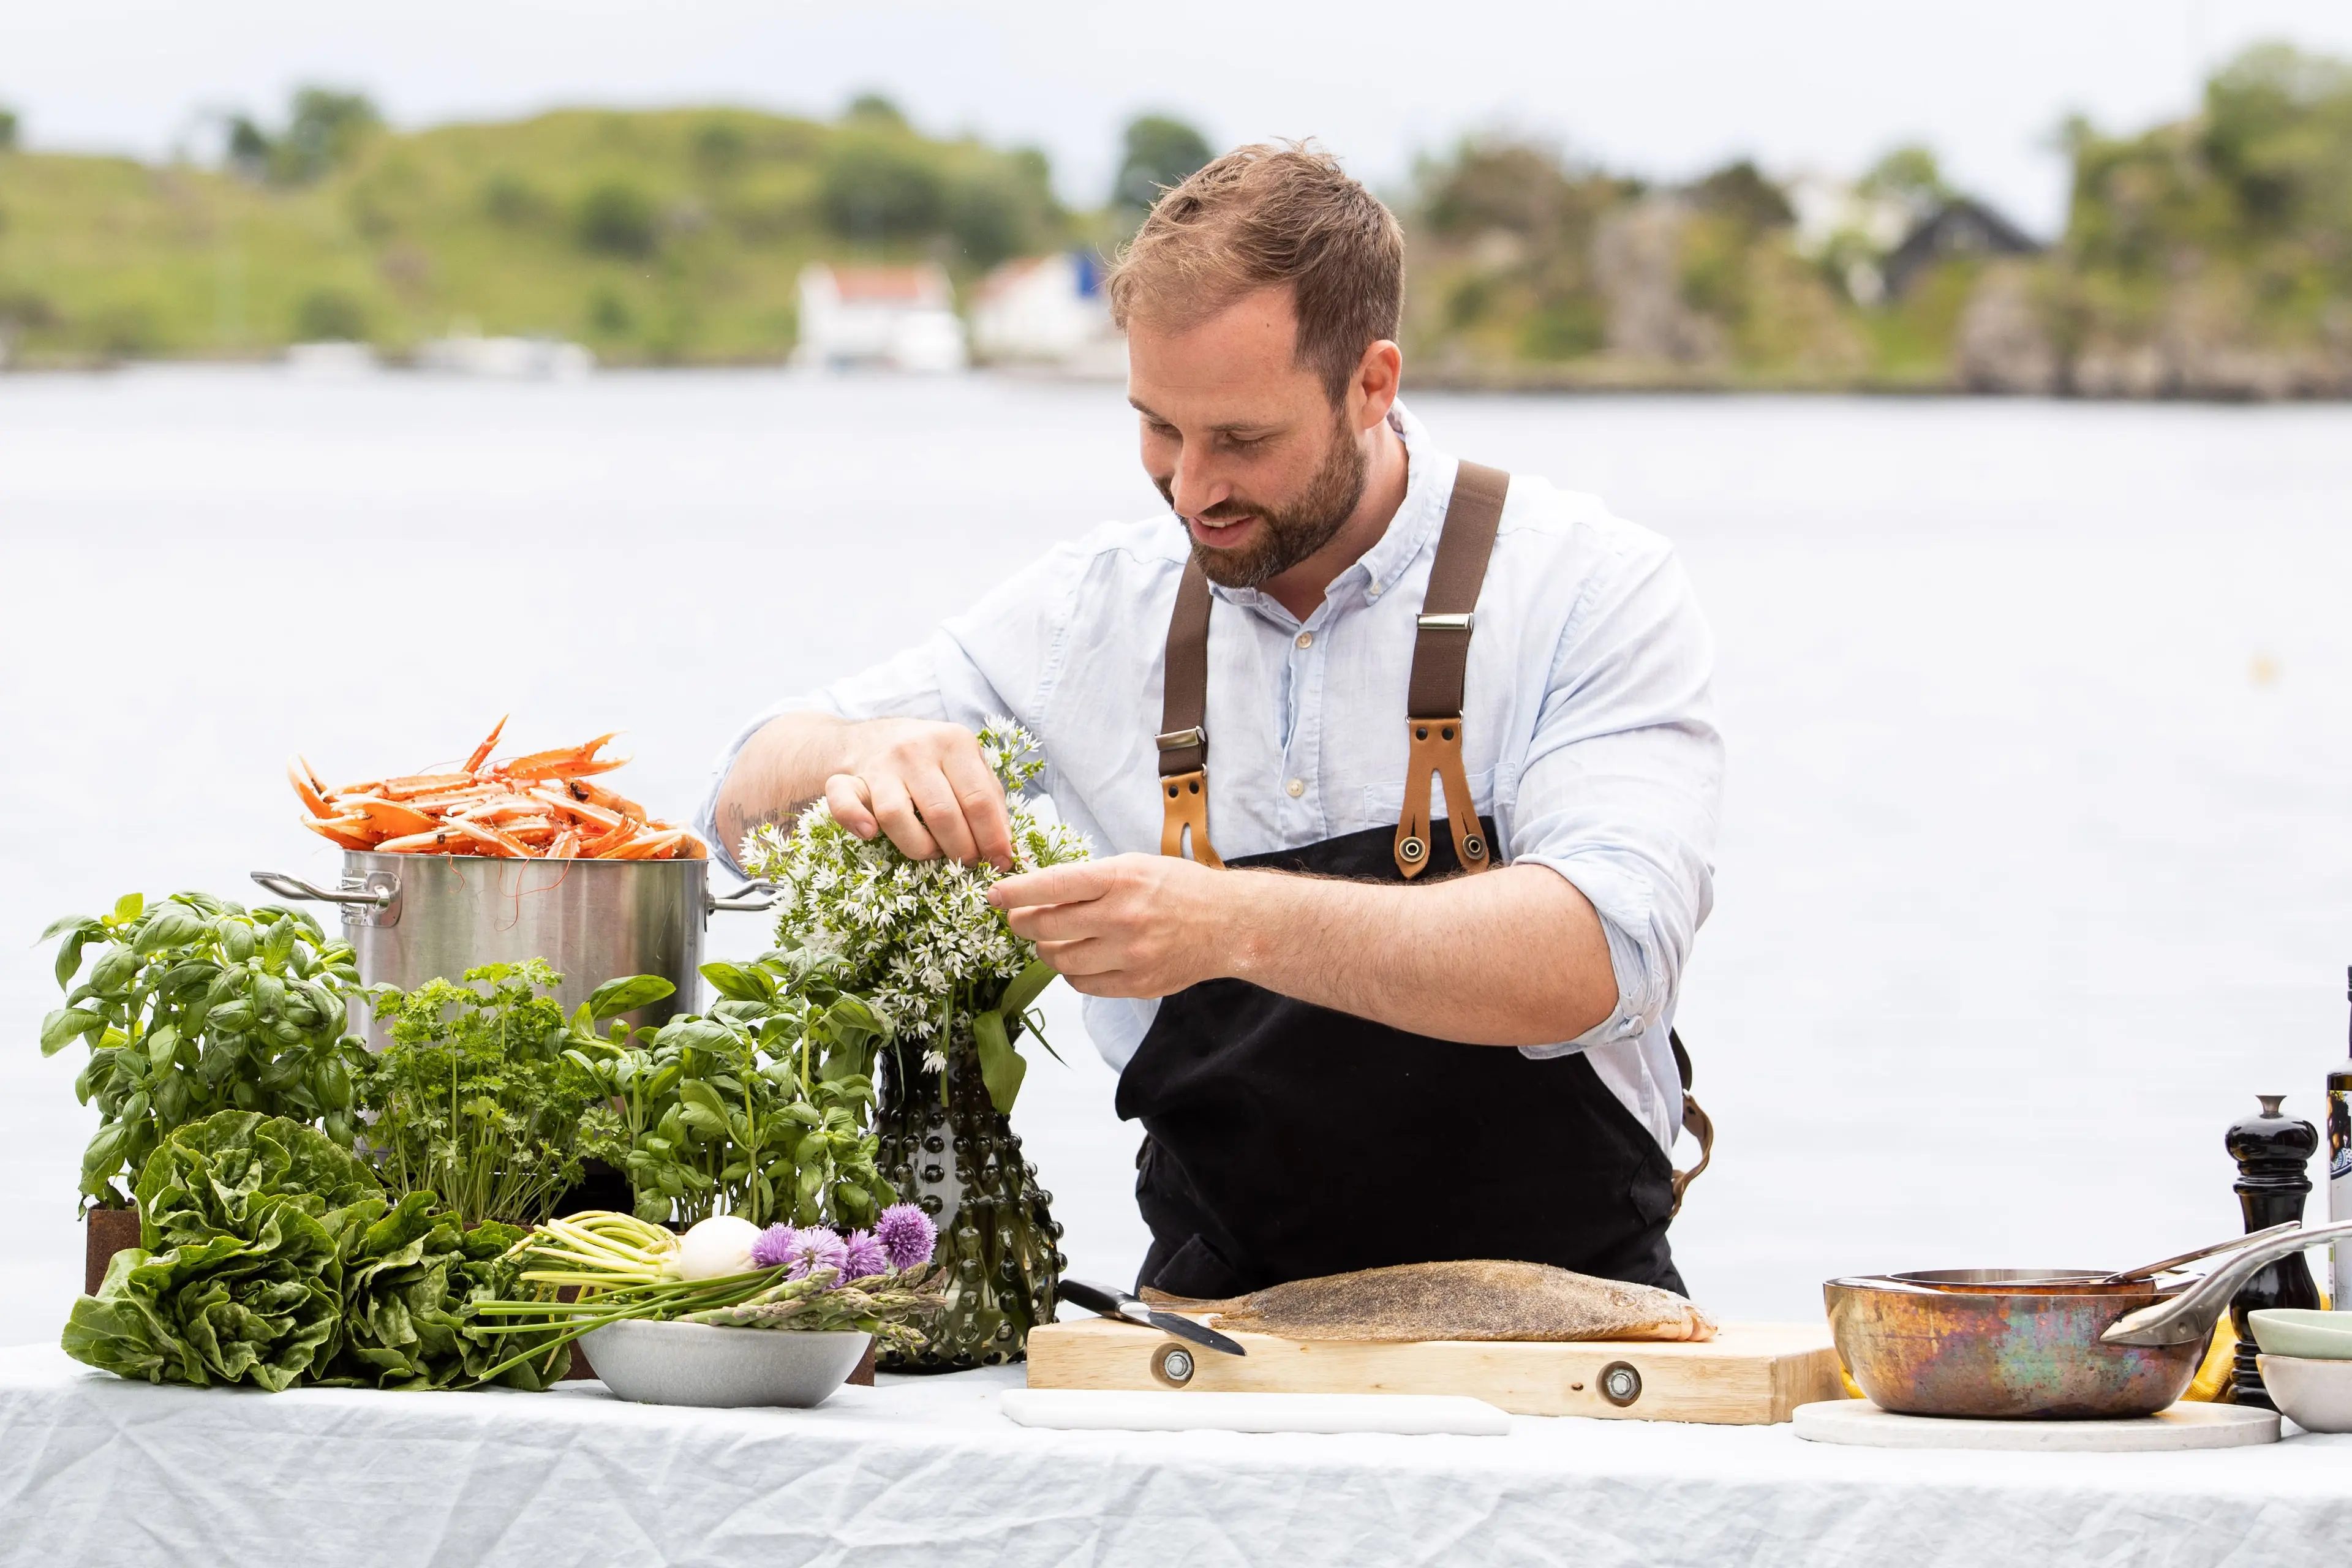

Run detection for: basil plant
[[40, 893, 370, 1210]]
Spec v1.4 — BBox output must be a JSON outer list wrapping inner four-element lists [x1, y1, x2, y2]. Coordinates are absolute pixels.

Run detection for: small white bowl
[[2256, 1353, 2352, 1434], [579, 1319, 871, 1408]]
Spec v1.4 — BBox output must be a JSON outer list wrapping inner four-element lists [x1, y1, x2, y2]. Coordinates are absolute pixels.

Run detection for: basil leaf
[[587, 973, 677, 1021]]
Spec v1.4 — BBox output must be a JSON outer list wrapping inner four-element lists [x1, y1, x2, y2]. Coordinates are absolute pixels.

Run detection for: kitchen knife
[[1059, 1278, 1248, 1357]]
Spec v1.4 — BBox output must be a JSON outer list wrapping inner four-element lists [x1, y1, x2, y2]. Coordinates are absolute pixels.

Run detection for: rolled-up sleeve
[[694, 539, 1095, 874], [1507, 532, 1722, 1057]]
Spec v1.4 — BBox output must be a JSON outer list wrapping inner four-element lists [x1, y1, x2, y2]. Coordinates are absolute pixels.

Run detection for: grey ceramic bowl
[[2247, 1309, 2352, 1361], [579, 1320, 872, 1408], [2256, 1354, 2352, 1434]]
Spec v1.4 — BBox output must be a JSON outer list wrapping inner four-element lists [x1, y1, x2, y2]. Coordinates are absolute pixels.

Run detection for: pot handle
[[251, 871, 394, 909], [707, 880, 782, 914], [2100, 1219, 2352, 1347]]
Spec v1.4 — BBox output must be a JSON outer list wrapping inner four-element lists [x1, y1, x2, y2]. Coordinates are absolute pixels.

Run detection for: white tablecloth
[[3, 1343, 2347, 1567]]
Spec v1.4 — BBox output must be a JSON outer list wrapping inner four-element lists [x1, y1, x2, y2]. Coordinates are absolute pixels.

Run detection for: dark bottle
[[2329, 969, 2352, 1308], [2226, 1094, 2323, 1409]]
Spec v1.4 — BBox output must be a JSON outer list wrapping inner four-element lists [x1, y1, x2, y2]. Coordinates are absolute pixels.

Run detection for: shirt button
[[1295, 631, 1313, 649], [1285, 778, 1305, 797]]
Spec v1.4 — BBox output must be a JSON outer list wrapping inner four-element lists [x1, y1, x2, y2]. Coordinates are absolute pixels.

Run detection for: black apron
[[1117, 461, 1693, 1300]]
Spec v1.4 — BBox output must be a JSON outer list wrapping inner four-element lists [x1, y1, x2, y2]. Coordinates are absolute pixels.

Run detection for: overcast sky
[[7, 0, 2351, 235]]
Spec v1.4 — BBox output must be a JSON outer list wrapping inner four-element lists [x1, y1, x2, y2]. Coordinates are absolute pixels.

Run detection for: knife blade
[[1058, 1278, 1247, 1357]]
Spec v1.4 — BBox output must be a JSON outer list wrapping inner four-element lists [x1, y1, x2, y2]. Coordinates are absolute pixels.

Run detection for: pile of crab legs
[[290, 717, 708, 860]]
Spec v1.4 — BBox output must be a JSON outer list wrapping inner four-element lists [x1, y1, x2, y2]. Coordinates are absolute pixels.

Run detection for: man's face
[[1126, 287, 1367, 590]]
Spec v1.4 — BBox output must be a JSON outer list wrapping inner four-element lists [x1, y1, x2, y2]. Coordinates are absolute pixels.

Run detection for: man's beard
[[1160, 413, 1369, 590]]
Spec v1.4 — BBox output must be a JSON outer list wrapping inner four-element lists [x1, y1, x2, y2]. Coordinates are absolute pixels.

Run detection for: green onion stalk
[[468, 1211, 942, 1383]]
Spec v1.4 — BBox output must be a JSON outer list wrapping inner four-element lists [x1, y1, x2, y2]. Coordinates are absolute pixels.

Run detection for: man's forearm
[[712, 712, 853, 858], [1224, 862, 1618, 1046]]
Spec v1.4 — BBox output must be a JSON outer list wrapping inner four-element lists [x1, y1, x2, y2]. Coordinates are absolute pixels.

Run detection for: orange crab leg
[[457, 796, 546, 824], [444, 817, 531, 858], [463, 714, 510, 775], [379, 772, 477, 800], [498, 733, 628, 782], [579, 817, 641, 858], [375, 829, 456, 854], [402, 786, 508, 814], [302, 814, 377, 851], [339, 796, 439, 837], [564, 778, 646, 821], [609, 827, 686, 860], [289, 757, 336, 819], [526, 785, 625, 831]]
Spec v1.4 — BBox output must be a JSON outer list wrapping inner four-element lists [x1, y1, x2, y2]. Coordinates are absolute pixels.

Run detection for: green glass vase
[[873, 1020, 1063, 1370]]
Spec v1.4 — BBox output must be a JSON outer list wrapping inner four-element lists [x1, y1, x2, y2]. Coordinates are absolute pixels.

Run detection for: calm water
[[4, 366, 2350, 1348]]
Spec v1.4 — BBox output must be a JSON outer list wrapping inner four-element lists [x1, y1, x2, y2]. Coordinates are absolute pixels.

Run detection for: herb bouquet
[[741, 720, 1086, 1369]]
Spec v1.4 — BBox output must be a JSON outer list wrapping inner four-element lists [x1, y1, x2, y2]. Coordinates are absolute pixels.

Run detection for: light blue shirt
[[698, 402, 1722, 1152]]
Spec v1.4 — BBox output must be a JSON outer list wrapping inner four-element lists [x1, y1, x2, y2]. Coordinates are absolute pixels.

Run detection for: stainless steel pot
[[254, 853, 777, 1048]]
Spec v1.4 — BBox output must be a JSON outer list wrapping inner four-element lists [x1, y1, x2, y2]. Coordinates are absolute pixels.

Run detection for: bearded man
[[703, 144, 1721, 1299]]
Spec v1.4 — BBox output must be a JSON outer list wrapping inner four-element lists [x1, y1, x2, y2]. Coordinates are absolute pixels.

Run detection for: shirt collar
[[1209, 398, 1458, 627]]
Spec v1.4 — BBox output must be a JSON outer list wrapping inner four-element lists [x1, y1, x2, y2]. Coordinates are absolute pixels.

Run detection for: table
[[3, 1343, 2348, 1567]]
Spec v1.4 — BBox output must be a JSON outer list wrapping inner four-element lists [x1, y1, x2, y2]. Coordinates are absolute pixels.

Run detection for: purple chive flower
[[750, 1224, 798, 1270], [842, 1230, 890, 1281], [874, 1203, 937, 1272], [785, 1226, 848, 1282]]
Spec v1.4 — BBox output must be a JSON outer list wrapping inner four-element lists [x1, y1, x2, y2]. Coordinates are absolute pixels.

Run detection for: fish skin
[[1147, 1259, 1717, 1344]]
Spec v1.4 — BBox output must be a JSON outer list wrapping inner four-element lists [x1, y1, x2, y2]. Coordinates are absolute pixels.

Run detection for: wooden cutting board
[[1025, 1319, 1844, 1425]]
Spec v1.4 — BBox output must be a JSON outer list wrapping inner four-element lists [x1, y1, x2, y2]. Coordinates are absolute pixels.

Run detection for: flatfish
[[1148, 1259, 1716, 1343]]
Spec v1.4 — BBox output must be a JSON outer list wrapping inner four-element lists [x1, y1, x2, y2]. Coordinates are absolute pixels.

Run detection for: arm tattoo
[[719, 796, 818, 858]]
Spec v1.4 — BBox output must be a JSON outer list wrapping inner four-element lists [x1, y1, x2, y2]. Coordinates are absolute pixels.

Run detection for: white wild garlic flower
[[741, 718, 1090, 1038]]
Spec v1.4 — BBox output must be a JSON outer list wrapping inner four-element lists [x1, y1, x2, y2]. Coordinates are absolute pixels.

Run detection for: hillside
[[0, 101, 1066, 364], [2, 48, 2348, 394], [1403, 44, 2352, 396]]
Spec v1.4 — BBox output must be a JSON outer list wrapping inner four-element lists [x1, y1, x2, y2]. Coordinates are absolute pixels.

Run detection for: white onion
[[673, 1214, 763, 1281]]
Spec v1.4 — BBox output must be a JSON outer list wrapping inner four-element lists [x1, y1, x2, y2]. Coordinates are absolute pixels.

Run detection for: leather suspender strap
[[1667, 1027, 1714, 1218], [1395, 460, 1509, 879], [1157, 557, 1221, 866]]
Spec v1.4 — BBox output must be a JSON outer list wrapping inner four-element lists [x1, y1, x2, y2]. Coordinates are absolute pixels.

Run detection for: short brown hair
[[1107, 142, 1404, 402]]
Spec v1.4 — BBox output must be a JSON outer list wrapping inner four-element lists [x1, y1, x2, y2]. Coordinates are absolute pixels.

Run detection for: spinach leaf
[[332, 1200, 570, 1390], [62, 1112, 372, 1391]]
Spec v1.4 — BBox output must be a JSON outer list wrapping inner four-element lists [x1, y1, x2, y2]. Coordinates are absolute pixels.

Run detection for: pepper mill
[[2226, 1095, 2322, 1409]]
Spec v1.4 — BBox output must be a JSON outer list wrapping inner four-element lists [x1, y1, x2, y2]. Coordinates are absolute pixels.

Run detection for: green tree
[[1113, 115, 1212, 214], [283, 89, 380, 181], [577, 181, 658, 256], [224, 88, 380, 186], [822, 133, 944, 240], [693, 116, 748, 175], [2199, 43, 2352, 239], [1859, 145, 1952, 215], [481, 172, 549, 226], [293, 288, 369, 341], [0, 107, 19, 152], [845, 92, 908, 128], [1691, 159, 1794, 230]]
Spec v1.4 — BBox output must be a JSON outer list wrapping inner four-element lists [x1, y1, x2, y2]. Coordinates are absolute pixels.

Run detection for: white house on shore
[[794, 263, 967, 372], [970, 252, 1125, 377]]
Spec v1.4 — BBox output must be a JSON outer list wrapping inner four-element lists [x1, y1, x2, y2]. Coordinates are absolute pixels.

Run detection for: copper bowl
[[1825, 1269, 2210, 1419]]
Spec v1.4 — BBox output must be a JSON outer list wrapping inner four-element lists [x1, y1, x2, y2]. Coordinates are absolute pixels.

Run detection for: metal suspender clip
[[1155, 726, 1206, 753], [1415, 612, 1474, 633]]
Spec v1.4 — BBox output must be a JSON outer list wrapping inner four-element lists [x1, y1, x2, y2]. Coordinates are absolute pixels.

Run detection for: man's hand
[[989, 854, 1237, 998], [991, 853, 1619, 1046], [826, 718, 1014, 867]]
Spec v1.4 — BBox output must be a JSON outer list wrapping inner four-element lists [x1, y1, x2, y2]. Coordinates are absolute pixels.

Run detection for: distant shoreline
[[5, 356, 2350, 405]]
